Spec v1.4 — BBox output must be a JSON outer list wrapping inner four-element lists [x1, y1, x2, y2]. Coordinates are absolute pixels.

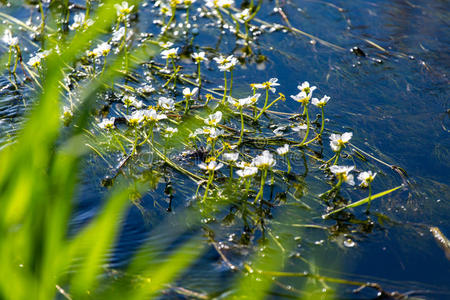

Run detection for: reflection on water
[[0, 0, 449, 298]]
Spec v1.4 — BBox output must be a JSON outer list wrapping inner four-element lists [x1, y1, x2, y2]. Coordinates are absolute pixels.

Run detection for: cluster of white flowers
[[214, 55, 238, 72]]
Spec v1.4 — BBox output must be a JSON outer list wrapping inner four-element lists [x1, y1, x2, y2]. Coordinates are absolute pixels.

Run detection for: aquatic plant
[[0, 0, 413, 299]]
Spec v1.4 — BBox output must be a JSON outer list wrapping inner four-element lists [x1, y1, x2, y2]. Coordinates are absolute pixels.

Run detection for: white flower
[[204, 111, 223, 126], [94, 42, 111, 57], [161, 47, 179, 59], [357, 171, 377, 188], [223, 152, 239, 162], [126, 110, 144, 126], [132, 99, 144, 109], [276, 144, 289, 156], [312, 95, 330, 108], [61, 106, 73, 120], [158, 97, 175, 110], [112, 27, 125, 42], [214, 55, 238, 72], [198, 160, 224, 172], [236, 166, 258, 178], [184, 0, 196, 5], [2, 29, 18, 46], [192, 52, 207, 64], [252, 78, 280, 93], [329, 132, 352, 152], [194, 126, 224, 139], [138, 84, 155, 95], [291, 91, 312, 105], [69, 13, 93, 30], [292, 124, 308, 132], [115, 1, 134, 16], [27, 56, 41, 68], [183, 87, 198, 98], [122, 95, 137, 108], [252, 150, 276, 169], [159, 41, 174, 49], [98, 117, 115, 130], [206, 0, 234, 8], [227, 93, 260, 109], [297, 81, 317, 95], [235, 9, 251, 23], [330, 165, 355, 186], [163, 126, 178, 138], [142, 109, 167, 123]]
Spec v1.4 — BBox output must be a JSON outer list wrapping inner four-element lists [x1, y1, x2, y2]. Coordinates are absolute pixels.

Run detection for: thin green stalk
[[12, 51, 19, 74], [184, 96, 190, 114], [229, 165, 233, 181], [7, 46, 12, 75], [229, 69, 233, 97], [299, 105, 310, 145], [185, 6, 190, 24], [286, 156, 291, 174], [215, 7, 225, 24], [202, 171, 214, 203], [112, 130, 127, 155], [319, 106, 325, 136], [255, 88, 269, 119], [228, 9, 240, 35], [254, 168, 267, 203], [171, 57, 177, 88], [138, 124, 154, 147], [165, 7, 176, 31], [101, 57, 107, 76], [85, 0, 91, 20], [124, 25, 129, 73], [222, 71, 227, 104], [238, 107, 244, 145], [197, 63, 201, 88], [333, 149, 341, 165], [38, 0, 45, 35]]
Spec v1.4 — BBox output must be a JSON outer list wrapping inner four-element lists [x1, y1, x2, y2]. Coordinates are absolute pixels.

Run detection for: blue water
[[1, 0, 449, 298]]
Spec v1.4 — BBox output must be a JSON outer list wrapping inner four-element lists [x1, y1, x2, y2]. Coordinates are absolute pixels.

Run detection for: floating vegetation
[[1, 0, 445, 299]]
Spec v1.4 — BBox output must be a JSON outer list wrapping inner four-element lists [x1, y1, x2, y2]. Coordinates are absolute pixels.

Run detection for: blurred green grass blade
[[67, 186, 131, 297]]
